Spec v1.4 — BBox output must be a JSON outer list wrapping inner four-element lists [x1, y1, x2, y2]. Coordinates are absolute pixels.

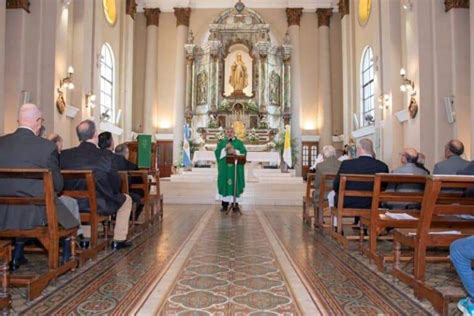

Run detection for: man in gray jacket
[[433, 140, 470, 175]]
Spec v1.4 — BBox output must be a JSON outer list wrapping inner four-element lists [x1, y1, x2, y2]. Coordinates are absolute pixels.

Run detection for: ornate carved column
[[185, 36, 195, 112], [126, 0, 137, 19], [286, 8, 303, 175], [316, 8, 333, 146], [172, 8, 191, 164], [142, 8, 160, 135]]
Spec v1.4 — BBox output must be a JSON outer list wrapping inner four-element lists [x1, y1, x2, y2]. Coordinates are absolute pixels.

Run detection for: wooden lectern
[[226, 154, 246, 215]]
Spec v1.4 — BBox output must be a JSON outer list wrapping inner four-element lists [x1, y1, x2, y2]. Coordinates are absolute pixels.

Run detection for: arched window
[[99, 43, 115, 123], [360, 46, 375, 126]]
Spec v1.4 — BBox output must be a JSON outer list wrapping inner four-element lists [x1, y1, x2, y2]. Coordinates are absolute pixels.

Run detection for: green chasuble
[[215, 137, 247, 199]]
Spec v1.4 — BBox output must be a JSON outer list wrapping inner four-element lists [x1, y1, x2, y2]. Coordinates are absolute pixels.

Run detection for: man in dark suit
[[333, 138, 389, 216], [60, 120, 133, 250], [433, 140, 470, 175], [0, 104, 79, 269]]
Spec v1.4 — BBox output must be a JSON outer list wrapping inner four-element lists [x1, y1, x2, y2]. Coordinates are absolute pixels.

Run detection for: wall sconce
[[85, 92, 96, 108], [400, 68, 416, 95], [60, 66, 75, 90], [402, 0, 413, 11], [378, 94, 391, 110]]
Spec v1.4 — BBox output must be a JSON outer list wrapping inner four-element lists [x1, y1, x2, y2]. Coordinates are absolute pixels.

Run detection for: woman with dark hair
[[98, 131, 114, 151]]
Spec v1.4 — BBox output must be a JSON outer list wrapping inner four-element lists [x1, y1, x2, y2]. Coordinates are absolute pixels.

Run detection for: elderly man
[[393, 148, 428, 176], [434, 140, 470, 175], [215, 127, 247, 212], [333, 138, 389, 224], [0, 104, 79, 269], [60, 120, 133, 250]]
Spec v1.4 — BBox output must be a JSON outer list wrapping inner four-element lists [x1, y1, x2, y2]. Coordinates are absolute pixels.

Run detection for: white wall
[[0, 0, 5, 135]]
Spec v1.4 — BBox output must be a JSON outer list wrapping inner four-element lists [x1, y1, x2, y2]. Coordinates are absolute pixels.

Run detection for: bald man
[[433, 140, 470, 175], [392, 148, 428, 176], [0, 104, 79, 269]]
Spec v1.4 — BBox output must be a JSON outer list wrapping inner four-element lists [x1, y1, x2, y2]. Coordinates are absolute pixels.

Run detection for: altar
[[192, 150, 280, 165]]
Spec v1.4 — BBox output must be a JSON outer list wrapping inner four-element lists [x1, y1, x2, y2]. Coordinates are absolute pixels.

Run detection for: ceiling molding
[[136, 0, 338, 13]]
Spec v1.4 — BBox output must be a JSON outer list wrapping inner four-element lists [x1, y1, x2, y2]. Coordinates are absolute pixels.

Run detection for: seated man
[[0, 104, 79, 269], [434, 139, 470, 175], [333, 138, 389, 224], [450, 236, 474, 315], [312, 145, 341, 216], [60, 120, 133, 250]]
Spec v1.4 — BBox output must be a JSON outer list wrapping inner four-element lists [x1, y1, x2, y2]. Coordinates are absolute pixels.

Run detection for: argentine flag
[[183, 124, 192, 167]]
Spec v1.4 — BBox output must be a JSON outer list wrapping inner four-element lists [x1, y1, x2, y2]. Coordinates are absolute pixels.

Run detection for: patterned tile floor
[[8, 205, 463, 315]]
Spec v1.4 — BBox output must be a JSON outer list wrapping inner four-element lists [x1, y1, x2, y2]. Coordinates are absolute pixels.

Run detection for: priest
[[215, 127, 247, 212]]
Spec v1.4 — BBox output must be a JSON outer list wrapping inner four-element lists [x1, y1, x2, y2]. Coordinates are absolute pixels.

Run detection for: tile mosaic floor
[[8, 205, 463, 315]]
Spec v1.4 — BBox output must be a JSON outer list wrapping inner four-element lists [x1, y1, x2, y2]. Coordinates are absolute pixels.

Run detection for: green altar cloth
[[215, 137, 247, 201]]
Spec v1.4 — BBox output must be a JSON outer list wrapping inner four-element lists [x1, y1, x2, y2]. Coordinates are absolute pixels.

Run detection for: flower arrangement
[[216, 129, 225, 141], [246, 128, 260, 144]]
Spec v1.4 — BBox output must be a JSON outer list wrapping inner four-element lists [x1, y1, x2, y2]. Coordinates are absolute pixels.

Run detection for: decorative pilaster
[[174, 7, 191, 26], [6, 0, 29, 13], [144, 8, 160, 27], [286, 8, 303, 26], [317, 9, 333, 146], [172, 8, 192, 164], [338, 0, 350, 19], [445, 0, 469, 11], [126, 0, 137, 20], [316, 9, 333, 28], [143, 8, 160, 134]]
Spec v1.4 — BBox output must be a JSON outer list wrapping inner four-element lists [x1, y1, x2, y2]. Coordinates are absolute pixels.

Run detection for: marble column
[[286, 8, 303, 176], [143, 8, 160, 135], [316, 9, 333, 146], [172, 8, 191, 164]]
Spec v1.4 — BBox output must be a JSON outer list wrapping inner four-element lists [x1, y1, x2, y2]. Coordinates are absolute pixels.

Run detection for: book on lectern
[[137, 134, 152, 169]]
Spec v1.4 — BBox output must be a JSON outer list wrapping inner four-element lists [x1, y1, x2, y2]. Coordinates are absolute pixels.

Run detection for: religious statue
[[229, 53, 248, 94], [269, 71, 281, 105], [214, 127, 247, 212], [197, 71, 208, 105]]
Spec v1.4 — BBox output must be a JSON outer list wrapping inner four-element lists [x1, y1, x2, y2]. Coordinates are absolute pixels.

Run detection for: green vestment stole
[[215, 137, 247, 198]]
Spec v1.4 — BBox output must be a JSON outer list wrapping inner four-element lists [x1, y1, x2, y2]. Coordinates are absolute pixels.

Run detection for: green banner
[[137, 135, 152, 169]]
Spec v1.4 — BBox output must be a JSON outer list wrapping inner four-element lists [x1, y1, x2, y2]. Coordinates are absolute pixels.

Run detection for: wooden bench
[[0, 241, 10, 313], [360, 173, 427, 271], [61, 170, 109, 265], [0, 169, 78, 300], [392, 175, 474, 315], [316, 173, 337, 229], [302, 173, 315, 225], [127, 170, 163, 227], [330, 174, 375, 249]]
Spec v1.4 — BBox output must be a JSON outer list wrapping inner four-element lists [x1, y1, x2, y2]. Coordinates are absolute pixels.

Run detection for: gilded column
[[317, 8, 333, 146], [143, 8, 160, 135], [286, 8, 303, 175], [172, 8, 191, 164]]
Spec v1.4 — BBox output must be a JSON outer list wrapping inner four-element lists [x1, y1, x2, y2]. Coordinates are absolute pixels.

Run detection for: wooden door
[[156, 141, 173, 178], [302, 142, 319, 180]]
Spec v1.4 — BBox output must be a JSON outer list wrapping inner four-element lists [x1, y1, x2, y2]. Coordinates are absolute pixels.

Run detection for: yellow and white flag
[[283, 125, 292, 167]]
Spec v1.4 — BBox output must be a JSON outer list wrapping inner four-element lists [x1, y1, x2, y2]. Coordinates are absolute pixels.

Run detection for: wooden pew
[[330, 174, 375, 249], [118, 171, 138, 235], [61, 170, 109, 265], [0, 169, 78, 300], [359, 173, 426, 271], [0, 241, 10, 313], [302, 173, 315, 225], [392, 175, 474, 315], [316, 173, 337, 229]]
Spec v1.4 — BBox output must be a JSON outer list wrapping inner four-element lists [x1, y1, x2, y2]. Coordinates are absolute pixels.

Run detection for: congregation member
[[0, 104, 79, 269], [450, 236, 474, 315], [433, 140, 470, 175], [415, 152, 430, 175], [60, 120, 133, 250], [333, 138, 389, 224], [338, 145, 350, 162], [312, 145, 341, 212]]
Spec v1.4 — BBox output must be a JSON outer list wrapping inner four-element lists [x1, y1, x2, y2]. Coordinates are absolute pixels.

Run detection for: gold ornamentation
[[445, 0, 469, 11], [56, 90, 66, 115], [144, 8, 161, 27], [6, 0, 30, 13], [102, 0, 117, 26], [408, 97, 418, 119], [174, 8, 191, 27], [358, 0, 372, 27], [316, 9, 333, 28], [229, 53, 249, 95], [286, 8, 303, 26], [338, 0, 349, 18], [126, 0, 137, 20]]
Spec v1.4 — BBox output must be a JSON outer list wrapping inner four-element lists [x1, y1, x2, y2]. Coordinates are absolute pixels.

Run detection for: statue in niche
[[270, 71, 281, 105], [197, 71, 208, 105], [229, 53, 248, 94]]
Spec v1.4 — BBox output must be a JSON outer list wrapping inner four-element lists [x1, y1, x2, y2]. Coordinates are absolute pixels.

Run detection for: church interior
[[0, 0, 473, 314]]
